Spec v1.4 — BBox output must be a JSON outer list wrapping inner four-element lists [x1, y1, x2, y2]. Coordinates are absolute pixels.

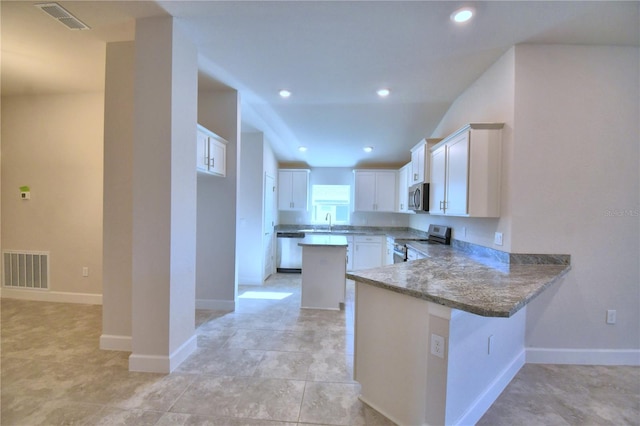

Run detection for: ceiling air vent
[[35, 2, 90, 30]]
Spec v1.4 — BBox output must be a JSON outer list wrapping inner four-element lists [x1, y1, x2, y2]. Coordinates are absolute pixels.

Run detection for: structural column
[[129, 16, 198, 373]]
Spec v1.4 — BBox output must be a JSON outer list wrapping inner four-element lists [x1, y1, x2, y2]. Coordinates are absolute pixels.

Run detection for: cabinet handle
[[439, 200, 444, 211]]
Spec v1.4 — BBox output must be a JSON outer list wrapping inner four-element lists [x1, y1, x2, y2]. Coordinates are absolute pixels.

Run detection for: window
[[311, 185, 350, 225]]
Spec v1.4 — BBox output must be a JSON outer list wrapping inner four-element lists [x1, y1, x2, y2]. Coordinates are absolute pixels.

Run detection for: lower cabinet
[[353, 235, 384, 271]]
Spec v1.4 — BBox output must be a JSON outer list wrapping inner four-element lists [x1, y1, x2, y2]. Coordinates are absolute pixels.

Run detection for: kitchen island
[[299, 234, 348, 310], [347, 243, 570, 426]]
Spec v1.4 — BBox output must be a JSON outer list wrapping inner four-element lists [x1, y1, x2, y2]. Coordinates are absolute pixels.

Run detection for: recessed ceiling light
[[377, 88, 390, 98], [363, 146, 373, 153], [298, 146, 307, 152], [451, 7, 474, 23], [279, 89, 291, 98]]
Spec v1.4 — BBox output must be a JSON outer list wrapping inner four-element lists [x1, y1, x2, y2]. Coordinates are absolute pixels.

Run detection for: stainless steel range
[[393, 224, 451, 263]]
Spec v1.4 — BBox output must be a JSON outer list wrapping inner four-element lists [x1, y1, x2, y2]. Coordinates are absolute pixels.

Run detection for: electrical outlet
[[494, 232, 503, 246], [430, 333, 445, 359], [606, 310, 616, 324], [82, 267, 89, 277], [461, 227, 467, 238]]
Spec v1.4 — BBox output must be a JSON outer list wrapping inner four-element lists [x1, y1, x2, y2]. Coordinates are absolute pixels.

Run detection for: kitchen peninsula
[[299, 234, 348, 310], [347, 243, 570, 426]]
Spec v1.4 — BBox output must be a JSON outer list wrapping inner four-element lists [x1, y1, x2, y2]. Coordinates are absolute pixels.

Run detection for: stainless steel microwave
[[408, 183, 429, 212]]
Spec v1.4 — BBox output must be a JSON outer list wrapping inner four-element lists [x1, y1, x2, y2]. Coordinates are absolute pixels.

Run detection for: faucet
[[325, 212, 332, 232]]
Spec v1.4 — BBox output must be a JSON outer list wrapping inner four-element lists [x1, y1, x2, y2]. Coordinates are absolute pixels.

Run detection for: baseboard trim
[[526, 347, 640, 366], [452, 349, 526, 426], [195, 298, 235, 311], [129, 334, 197, 373], [0, 288, 102, 305], [100, 334, 132, 351]]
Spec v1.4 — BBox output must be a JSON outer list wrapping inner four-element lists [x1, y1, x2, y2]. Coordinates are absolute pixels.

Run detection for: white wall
[[130, 16, 198, 372], [1, 93, 104, 301], [279, 167, 411, 228], [513, 45, 639, 362], [409, 47, 515, 250], [101, 41, 135, 350], [197, 89, 241, 309]]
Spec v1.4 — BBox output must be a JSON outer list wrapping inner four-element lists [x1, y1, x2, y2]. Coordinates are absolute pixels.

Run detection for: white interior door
[[263, 173, 275, 280]]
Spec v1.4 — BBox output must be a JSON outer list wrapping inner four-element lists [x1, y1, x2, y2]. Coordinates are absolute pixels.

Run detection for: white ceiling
[[2, 1, 638, 167]]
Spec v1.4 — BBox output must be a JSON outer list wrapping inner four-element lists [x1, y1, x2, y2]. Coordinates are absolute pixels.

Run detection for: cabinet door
[[411, 143, 425, 184], [278, 171, 294, 210], [353, 242, 382, 270], [209, 138, 226, 176], [290, 171, 309, 210], [398, 163, 410, 212], [445, 132, 469, 216], [196, 130, 209, 172], [374, 171, 397, 212], [429, 145, 446, 214], [354, 171, 376, 211]]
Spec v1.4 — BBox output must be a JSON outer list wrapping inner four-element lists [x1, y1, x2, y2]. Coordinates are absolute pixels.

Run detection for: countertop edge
[[347, 264, 572, 318]]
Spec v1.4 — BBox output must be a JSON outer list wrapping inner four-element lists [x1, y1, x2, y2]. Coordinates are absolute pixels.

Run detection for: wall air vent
[[3, 251, 49, 290], [35, 3, 90, 30]]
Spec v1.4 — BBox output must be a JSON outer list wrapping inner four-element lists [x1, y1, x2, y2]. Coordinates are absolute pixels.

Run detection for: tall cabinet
[[429, 123, 503, 217]]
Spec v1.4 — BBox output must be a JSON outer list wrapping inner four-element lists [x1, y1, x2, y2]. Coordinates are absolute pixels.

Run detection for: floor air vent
[[3, 251, 49, 290]]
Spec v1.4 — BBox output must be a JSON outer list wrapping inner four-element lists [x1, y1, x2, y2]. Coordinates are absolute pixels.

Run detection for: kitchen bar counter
[[298, 235, 348, 310], [348, 242, 572, 425], [347, 243, 570, 317]]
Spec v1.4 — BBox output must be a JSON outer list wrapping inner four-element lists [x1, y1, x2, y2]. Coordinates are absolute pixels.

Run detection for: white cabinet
[[397, 163, 411, 213], [197, 124, 227, 177], [410, 141, 426, 184], [353, 170, 397, 212], [429, 123, 503, 217], [346, 235, 354, 271], [278, 169, 309, 211], [410, 138, 440, 184], [353, 235, 384, 270]]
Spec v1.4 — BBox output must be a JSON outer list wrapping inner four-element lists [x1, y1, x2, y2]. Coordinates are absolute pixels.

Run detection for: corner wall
[[1, 93, 104, 302], [196, 89, 241, 309]]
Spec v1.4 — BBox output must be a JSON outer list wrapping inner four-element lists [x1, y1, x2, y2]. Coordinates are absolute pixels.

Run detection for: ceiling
[[2, 1, 638, 167]]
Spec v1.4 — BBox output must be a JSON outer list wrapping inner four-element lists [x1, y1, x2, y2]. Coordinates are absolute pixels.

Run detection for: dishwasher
[[276, 231, 305, 273]]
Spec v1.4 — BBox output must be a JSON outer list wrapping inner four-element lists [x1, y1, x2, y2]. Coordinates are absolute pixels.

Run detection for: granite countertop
[[299, 234, 348, 247], [276, 225, 428, 240], [346, 243, 571, 318]]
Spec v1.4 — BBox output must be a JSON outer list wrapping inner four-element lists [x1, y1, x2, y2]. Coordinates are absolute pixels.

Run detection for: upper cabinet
[[197, 124, 228, 177], [278, 169, 310, 211], [354, 170, 397, 212], [409, 138, 441, 184], [429, 123, 503, 217], [397, 163, 411, 213]]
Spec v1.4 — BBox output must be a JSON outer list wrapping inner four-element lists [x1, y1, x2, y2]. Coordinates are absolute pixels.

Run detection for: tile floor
[[1, 273, 638, 425]]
